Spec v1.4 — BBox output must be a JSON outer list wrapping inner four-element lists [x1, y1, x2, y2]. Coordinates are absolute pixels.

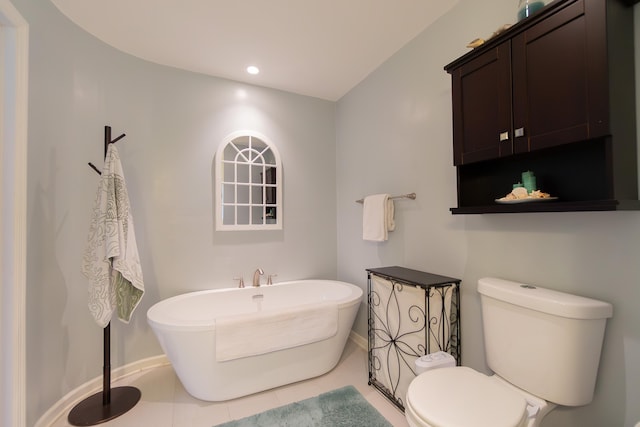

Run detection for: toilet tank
[[478, 277, 612, 407]]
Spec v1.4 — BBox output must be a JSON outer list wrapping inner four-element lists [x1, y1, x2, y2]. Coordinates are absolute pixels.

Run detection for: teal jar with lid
[[517, 0, 546, 21]]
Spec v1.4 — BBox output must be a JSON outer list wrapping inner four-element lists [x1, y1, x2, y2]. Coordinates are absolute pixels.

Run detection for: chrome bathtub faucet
[[253, 268, 264, 287]]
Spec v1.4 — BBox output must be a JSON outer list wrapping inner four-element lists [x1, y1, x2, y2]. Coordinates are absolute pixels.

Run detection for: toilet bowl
[[404, 277, 612, 427], [405, 367, 554, 427]]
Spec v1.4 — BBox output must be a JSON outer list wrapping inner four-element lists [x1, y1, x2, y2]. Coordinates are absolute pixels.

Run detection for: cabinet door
[[451, 41, 512, 165], [512, 0, 608, 153]]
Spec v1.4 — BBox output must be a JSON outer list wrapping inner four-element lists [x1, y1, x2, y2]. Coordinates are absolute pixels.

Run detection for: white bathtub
[[147, 280, 363, 401]]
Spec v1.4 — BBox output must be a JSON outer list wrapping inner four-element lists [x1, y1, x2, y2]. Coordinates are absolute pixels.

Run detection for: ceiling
[[50, 0, 458, 101]]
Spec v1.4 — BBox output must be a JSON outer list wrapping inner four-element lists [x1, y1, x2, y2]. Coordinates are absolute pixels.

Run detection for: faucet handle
[[267, 274, 278, 285], [234, 276, 245, 288]]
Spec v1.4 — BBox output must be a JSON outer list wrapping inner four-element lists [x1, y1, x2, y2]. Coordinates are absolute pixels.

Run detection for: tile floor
[[49, 340, 409, 427]]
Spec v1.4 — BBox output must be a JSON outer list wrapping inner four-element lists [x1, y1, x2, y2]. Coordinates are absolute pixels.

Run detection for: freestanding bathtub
[[147, 280, 363, 401]]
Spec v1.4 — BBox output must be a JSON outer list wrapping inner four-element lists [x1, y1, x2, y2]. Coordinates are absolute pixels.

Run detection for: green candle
[[522, 171, 537, 193]]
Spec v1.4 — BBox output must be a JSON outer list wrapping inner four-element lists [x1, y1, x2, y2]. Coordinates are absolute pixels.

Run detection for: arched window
[[215, 131, 282, 230]]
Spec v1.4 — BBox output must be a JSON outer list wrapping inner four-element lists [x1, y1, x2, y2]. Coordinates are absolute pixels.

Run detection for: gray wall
[[15, 0, 336, 424], [15, 0, 640, 425], [336, 0, 640, 426]]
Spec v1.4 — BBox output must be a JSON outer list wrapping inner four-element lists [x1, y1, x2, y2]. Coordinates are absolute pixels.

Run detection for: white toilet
[[405, 277, 613, 427]]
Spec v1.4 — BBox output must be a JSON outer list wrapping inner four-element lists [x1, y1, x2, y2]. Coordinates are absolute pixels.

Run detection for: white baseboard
[[349, 330, 367, 350], [35, 355, 169, 427]]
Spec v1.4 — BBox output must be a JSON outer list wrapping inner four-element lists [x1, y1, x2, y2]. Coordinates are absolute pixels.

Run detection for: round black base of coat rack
[[67, 386, 141, 426]]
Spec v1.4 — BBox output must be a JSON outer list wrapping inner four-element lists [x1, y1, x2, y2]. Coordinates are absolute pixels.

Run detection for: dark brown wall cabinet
[[444, 0, 638, 214]]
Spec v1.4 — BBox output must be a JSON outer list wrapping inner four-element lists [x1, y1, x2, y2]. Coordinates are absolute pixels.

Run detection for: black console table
[[367, 266, 461, 411]]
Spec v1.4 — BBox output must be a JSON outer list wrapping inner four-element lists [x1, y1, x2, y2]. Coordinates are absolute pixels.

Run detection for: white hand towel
[[215, 302, 338, 362], [82, 144, 144, 328], [363, 194, 395, 242]]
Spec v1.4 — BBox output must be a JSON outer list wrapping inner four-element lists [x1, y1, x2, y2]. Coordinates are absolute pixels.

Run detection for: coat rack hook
[[111, 133, 126, 144], [87, 162, 101, 176], [88, 126, 127, 175]]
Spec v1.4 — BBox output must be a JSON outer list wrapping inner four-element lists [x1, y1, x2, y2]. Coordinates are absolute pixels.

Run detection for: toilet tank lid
[[478, 277, 613, 320]]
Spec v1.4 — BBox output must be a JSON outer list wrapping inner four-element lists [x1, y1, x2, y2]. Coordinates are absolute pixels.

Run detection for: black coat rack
[[68, 126, 141, 426]]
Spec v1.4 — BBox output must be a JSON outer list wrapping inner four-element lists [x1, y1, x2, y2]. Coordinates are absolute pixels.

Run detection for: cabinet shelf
[[451, 200, 640, 215]]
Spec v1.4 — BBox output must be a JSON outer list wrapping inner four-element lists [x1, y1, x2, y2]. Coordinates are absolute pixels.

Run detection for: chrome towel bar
[[356, 192, 416, 204]]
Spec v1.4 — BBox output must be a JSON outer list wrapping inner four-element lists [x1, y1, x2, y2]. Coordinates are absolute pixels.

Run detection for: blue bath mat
[[214, 385, 392, 427]]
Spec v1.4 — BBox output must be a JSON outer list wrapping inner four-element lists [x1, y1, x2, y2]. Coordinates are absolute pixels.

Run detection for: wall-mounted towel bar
[[356, 192, 417, 204]]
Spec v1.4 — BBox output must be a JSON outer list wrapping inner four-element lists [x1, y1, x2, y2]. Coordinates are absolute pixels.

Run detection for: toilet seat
[[405, 367, 528, 427]]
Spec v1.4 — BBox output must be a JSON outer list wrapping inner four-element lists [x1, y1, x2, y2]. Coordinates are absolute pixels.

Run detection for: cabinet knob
[[499, 131, 510, 141], [515, 127, 525, 138]]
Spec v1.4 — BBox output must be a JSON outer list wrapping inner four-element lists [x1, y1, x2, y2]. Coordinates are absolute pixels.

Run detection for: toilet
[[405, 277, 613, 427]]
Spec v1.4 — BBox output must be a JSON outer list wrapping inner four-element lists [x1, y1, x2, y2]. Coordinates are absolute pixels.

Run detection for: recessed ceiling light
[[246, 66, 260, 75]]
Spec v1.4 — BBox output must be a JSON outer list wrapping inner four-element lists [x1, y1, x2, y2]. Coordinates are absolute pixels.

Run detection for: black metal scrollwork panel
[[368, 273, 460, 411]]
